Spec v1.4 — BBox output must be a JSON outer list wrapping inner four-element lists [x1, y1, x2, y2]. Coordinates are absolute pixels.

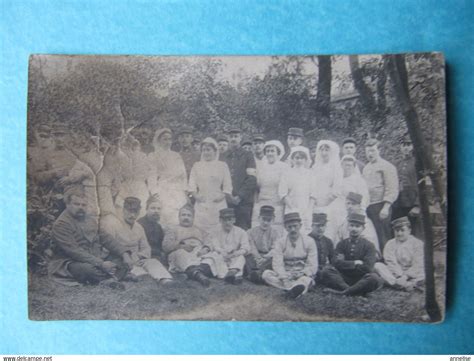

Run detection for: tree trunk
[[386, 54, 443, 322], [314, 55, 332, 127]]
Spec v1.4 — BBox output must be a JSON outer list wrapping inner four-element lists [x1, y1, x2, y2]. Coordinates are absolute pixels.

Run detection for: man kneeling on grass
[[210, 208, 251, 285], [163, 204, 228, 287], [374, 217, 425, 291], [100, 197, 173, 286], [319, 212, 383, 296], [49, 189, 130, 289], [262, 212, 318, 299]]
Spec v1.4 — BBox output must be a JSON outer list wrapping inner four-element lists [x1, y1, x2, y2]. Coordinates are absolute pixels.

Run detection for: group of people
[[29, 123, 426, 299]]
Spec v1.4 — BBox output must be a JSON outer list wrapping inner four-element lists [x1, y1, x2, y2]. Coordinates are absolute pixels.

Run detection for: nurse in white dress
[[188, 137, 233, 234], [147, 128, 188, 226], [251, 140, 288, 232]]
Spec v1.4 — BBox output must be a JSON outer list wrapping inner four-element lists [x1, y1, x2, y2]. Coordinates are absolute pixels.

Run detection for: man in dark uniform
[[281, 127, 304, 163], [220, 128, 257, 230], [308, 213, 335, 280], [392, 135, 422, 237], [319, 212, 383, 296], [241, 138, 252, 152], [217, 134, 229, 154], [176, 125, 200, 179], [137, 195, 166, 264], [341, 137, 365, 172]]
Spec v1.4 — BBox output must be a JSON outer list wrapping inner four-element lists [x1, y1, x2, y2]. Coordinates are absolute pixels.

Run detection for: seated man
[[334, 192, 380, 255], [210, 208, 251, 285], [307, 213, 335, 280], [163, 204, 227, 287], [137, 195, 166, 264], [319, 212, 382, 296], [100, 197, 173, 285], [374, 217, 425, 291], [262, 212, 318, 299], [245, 205, 281, 284], [48, 188, 130, 288]]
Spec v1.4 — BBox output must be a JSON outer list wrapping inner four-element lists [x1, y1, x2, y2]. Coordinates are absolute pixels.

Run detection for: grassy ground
[[28, 249, 447, 322]]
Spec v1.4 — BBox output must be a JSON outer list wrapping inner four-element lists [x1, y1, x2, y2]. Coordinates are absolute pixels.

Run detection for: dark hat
[[287, 127, 304, 137], [253, 134, 265, 142], [123, 197, 141, 212], [346, 192, 363, 205], [219, 208, 236, 218], [228, 128, 242, 134], [217, 134, 229, 142], [241, 138, 252, 146], [347, 212, 366, 225], [146, 194, 161, 209], [178, 125, 194, 135], [284, 212, 302, 224], [365, 138, 379, 147], [342, 137, 357, 145], [192, 138, 201, 145], [259, 205, 275, 217], [312, 213, 328, 224], [391, 216, 411, 228]]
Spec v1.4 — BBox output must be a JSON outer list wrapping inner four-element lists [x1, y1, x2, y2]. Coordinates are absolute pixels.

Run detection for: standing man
[[241, 138, 252, 152], [217, 134, 229, 154], [392, 135, 422, 237], [137, 195, 166, 264], [100, 197, 173, 285], [281, 127, 304, 163], [245, 205, 280, 284], [177, 125, 200, 179], [252, 134, 266, 170], [308, 140, 318, 168], [48, 189, 131, 288], [363, 139, 399, 251], [262, 212, 318, 299], [319, 212, 382, 296], [341, 137, 365, 172], [221, 128, 257, 230]]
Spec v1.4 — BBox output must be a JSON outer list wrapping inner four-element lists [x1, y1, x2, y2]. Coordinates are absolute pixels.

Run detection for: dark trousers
[[319, 266, 382, 296], [68, 256, 129, 285], [231, 202, 253, 230], [244, 254, 272, 283], [185, 263, 213, 279], [367, 202, 392, 252]]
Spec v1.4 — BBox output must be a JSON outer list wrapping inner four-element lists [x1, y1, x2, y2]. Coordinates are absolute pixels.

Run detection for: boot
[[224, 269, 238, 284], [287, 284, 305, 299], [194, 271, 211, 288]]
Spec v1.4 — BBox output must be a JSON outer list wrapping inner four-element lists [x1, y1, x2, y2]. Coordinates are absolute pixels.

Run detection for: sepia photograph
[[27, 53, 447, 322]]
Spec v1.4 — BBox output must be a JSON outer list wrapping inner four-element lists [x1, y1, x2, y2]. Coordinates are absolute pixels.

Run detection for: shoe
[[159, 278, 175, 286], [123, 273, 140, 282], [194, 271, 211, 288], [249, 271, 262, 284], [101, 279, 125, 291], [224, 270, 238, 284], [287, 284, 305, 299]]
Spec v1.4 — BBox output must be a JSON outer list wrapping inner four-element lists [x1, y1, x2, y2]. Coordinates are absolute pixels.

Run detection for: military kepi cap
[[312, 213, 328, 224], [346, 191, 363, 205], [253, 134, 265, 142], [178, 125, 194, 135], [219, 208, 236, 218], [342, 137, 357, 145], [259, 205, 275, 217], [228, 128, 242, 134], [123, 197, 141, 212], [287, 127, 304, 137], [347, 212, 365, 225], [365, 138, 379, 147], [217, 134, 229, 142], [241, 138, 252, 146], [284, 212, 302, 224], [391, 216, 411, 228]]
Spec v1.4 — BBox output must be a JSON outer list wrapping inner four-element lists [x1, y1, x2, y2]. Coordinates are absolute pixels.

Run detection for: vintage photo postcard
[[27, 53, 447, 322]]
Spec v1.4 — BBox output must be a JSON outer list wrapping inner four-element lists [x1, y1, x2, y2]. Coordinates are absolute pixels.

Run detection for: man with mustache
[[319, 212, 383, 296], [48, 189, 131, 288], [138, 195, 166, 264]]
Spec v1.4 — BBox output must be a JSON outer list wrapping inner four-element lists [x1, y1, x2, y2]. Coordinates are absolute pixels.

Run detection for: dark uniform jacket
[[220, 147, 257, 204], [333, 235, 377, 278], [137, 215, 165, 259], [308, 232, 335, 269]]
